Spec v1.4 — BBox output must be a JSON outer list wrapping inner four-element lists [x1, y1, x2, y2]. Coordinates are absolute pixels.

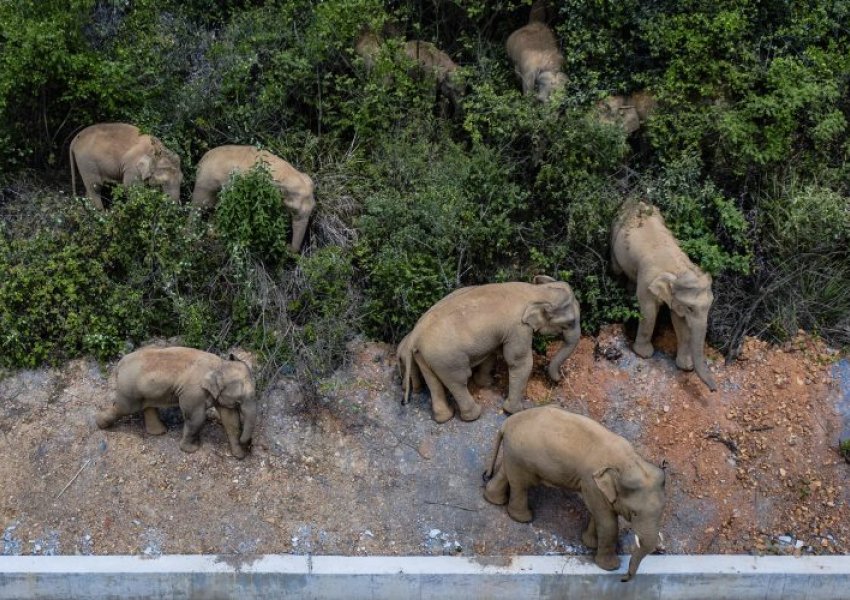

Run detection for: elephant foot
[[507, 504, 533, 523], [675, 354, 694, 371], [595, 552, 620, 571], [546, 365, 563, 382], [581, 529, 598, 549], [95, 410, 115, 430], [145, 421, 167, 436], [179, 439, 201, 453], [473, 373, 494, 387], [483, 483, 508, 506], [633, 341, 654, 359], [458, 403, 482, 422], [432, 406, 455, 423], [230, 445, 247, 460], [501, 399, 523, 415]]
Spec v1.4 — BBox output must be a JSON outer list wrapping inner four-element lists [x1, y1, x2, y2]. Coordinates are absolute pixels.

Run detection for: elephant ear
[[533, 275, 557, 285], [136, 154, 154, 181], [593, 467, 620, 504], [522, 301, 552, 332], [648, 272, 676, 306], [201, 369, 224, 402]]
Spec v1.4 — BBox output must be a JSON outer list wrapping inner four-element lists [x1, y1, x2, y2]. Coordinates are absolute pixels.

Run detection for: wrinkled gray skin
[[596, 90, 657, 135], [96, 346, 257, 459], [484, 405, 666, 581], [191, 145, 316, 252], [70, 123, 182, 207], [397, 276, 581, 422], [611, 201, 718, 391], [505, 21, 568, 102]]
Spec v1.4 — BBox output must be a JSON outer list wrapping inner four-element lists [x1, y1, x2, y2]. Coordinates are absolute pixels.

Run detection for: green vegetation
[[1, 0, 847, 378]]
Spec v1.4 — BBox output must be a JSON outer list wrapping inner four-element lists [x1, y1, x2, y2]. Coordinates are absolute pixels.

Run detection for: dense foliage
[[1, 0, 847, 376]]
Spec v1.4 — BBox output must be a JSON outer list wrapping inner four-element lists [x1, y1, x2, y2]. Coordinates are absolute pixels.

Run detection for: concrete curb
[[1, 554, 849, 599]]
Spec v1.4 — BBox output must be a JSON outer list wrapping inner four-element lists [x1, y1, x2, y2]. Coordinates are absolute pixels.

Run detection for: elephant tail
[[482, 426, 504, 482], [69, 141, 78, 198]]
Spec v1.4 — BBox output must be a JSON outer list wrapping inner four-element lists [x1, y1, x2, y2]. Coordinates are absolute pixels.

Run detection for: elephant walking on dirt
[[191, 145, 316, 252], [611, 200, 718, 391], [397, 276, 581, 422], [69, 123, 183, 207], [96, 346, 257, 459], [484, 405, 666, 581]]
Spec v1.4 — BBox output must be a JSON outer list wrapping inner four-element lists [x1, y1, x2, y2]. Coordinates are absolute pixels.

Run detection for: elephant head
[[523, 275, 581, 381], [648, 270, 717, 391], [137, 141, 183, 202], [278, 172, 316, 252], [596, 95, 641, 134], [593, 461, 666, 581], [201, 355, 257, 445], [536, 71, 568, 103]]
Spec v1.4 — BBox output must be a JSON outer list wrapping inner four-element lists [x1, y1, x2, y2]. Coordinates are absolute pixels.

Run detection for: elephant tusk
[[634, 534, 641, 549]]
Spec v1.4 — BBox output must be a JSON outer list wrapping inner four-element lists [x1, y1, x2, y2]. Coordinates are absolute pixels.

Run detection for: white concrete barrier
[[1, 554, 849, 599]]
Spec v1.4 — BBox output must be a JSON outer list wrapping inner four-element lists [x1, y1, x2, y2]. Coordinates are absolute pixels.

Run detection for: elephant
[[397, 276, 581, 422], [505, 21, 568, 102], [191, 145, 316, 252], [69, 123, 183, 208], [611, 200, 718, 391], [95, 346, 257, 459], [595, 90, 657, 135], [483, 405, 666, 581], [354, 33, 465, 112]]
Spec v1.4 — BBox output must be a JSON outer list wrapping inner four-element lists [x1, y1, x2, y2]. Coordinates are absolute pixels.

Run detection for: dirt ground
[[1, 324, 848, 560]]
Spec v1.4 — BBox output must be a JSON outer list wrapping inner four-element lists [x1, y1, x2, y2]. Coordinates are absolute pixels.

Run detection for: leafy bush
[[214, 162, 291, 265]]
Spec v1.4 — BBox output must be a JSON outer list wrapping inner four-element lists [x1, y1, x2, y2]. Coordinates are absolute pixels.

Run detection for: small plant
[[840, 439, 850, 464]]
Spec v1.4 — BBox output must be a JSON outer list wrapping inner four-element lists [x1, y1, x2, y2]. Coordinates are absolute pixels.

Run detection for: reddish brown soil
[[1, 325, 847, 559]]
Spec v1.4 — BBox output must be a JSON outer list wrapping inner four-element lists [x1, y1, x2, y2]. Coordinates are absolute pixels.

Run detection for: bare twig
[[423, 500, 478, 512], [56, 458, 92, 499]]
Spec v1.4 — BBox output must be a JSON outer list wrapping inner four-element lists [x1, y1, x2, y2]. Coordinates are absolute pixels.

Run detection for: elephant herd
[[82, 7, 714, 582]]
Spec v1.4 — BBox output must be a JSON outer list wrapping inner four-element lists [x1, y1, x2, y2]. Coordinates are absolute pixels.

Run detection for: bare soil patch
[[1, 325, 848, 560]]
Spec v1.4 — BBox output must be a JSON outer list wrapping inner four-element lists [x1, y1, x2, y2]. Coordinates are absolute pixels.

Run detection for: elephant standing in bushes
[[69, 123, 183, 208], [595, 90, 657, 135], [484, 405, 666, 581], [506, 21, 568, 102], [611, 201, 718, 391], [397, 276, 581, 422], [191, 145, 316, 252], [96, 347, 257, 459]]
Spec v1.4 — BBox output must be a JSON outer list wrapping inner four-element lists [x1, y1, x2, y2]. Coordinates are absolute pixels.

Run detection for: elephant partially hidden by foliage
[[595, 90, 657, 135], [484, 405, 666, 581], [191, 145, 316, 252], [505, 21, 568, 102], [96, 346, 257, 459], [611, 200, 718, 391], [69, 123, 183, 208], [397, 276, 581, 422]]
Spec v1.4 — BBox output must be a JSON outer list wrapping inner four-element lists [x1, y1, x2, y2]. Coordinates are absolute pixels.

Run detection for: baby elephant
[[484, 405, 665, 581], [398, 276, 580, 422], [96, 347, 257, 459], [505, 21, 568, 102]]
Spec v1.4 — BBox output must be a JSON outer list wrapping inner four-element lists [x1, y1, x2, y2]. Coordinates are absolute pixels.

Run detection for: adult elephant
[[611, 200, 718, 391], [96, 346, 257, 459], [191, 145, 316, 252], [69, 123, 183, 208], [505, 21, 568, 102], [484, 405, 666, 581], [398, 276, 581, 422]]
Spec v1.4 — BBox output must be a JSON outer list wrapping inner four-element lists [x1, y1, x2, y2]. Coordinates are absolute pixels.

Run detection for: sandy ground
[[1, 325, 848, 560]]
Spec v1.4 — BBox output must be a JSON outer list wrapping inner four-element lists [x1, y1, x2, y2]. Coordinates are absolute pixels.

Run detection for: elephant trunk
[[690, 323, 717, 392], [290, 215, 310, 252], [165, 181, 181, 203], [621, 521, 660, 582], [547, 319, 580, 382], [239, 399, 257, 445]]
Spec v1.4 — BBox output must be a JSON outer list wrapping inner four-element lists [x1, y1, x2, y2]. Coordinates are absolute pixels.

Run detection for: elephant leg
[[483, 463, 509, 506], [442, 370, 482, 422], [179, 407, 206, 453], [504, 462, 534, 523], [593, 511, 621, 571], [502, 342, 532, 415], [670, 312, 694, 371], [95, 394, 136, 429], [415, 356, 455, 423], [218, 406, 247, 459], [143, 407, 167, 435], [521, 70, 536, 96], [582, 515, 598, 548], [82, 179, 104, 209], [633, 293, 659, 359], [472, 354, 496, 388]]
